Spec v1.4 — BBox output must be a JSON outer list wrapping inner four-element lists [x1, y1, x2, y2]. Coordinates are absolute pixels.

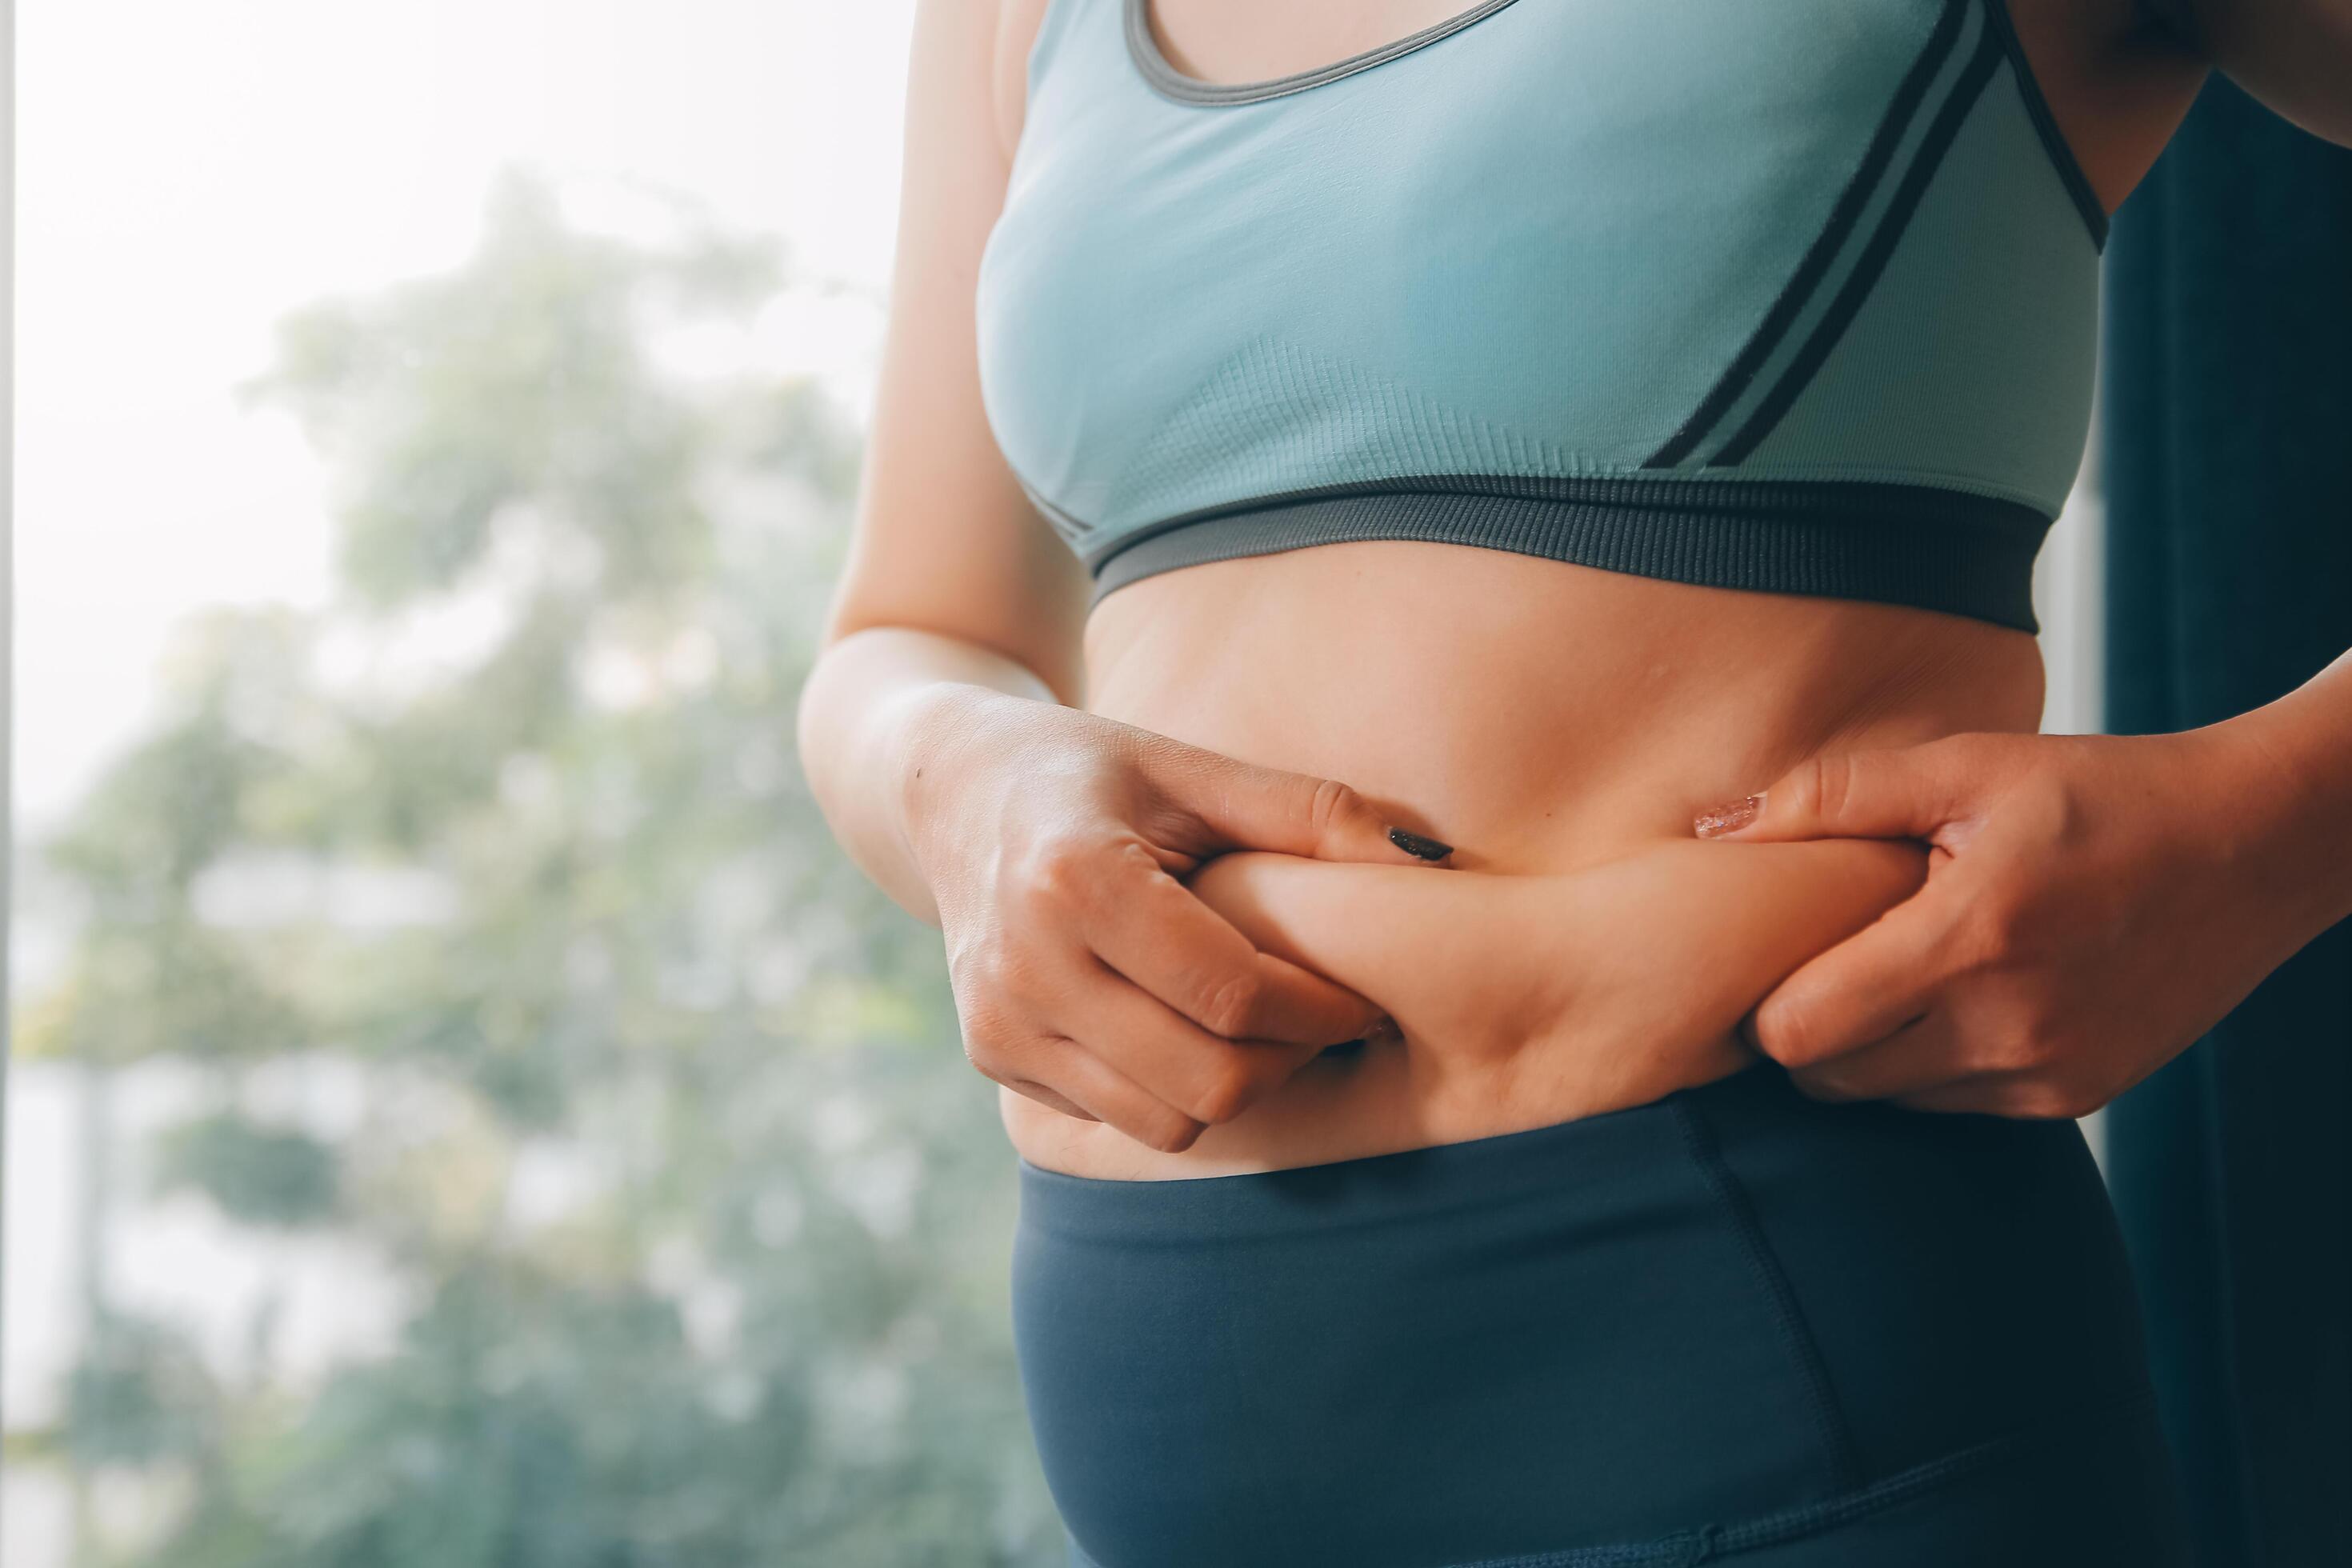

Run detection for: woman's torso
[[1003, 547, 2043, 1174], [980, 0, 2106, 1178]]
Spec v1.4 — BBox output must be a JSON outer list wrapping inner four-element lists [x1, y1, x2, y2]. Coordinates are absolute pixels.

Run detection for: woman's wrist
[[2194, 661, 2352, 942], [882, 680, 1003, 889], [797, 624, 1067, 927]]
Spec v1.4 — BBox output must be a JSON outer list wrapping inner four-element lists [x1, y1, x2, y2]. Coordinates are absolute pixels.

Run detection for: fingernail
[[1387, 826, 1453, 860], [1692, 793, 1764, 838]]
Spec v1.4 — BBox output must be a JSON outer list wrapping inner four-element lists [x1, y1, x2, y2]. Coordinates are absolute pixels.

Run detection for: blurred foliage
[[151, 1114, 340, 1229], [23, 166, 1061, 1565]]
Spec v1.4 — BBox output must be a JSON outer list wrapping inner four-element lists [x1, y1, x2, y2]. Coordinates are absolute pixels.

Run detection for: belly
[[1005, 541, 2046, 1177]]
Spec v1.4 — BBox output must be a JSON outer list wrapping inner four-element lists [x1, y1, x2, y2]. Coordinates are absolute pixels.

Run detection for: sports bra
[[974, 0, 2109, 633]]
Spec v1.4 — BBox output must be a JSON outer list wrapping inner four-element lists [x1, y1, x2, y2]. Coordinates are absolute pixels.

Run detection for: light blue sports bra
[[975, 0, 2108, 632]]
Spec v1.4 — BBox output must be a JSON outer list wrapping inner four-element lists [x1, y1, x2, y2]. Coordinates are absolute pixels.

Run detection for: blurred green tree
[[18, 165, 1060, 1566]]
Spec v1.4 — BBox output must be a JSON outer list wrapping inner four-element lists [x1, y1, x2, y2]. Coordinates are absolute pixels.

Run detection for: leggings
[[1011, 1060, 2190, 1567]]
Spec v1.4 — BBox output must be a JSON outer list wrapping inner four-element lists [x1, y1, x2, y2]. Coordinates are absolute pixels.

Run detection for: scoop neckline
[[1123, 0, 1529, 107]]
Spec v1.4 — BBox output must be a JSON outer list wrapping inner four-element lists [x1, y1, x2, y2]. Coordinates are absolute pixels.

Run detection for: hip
[[1012, 1062, 2188, 1568]]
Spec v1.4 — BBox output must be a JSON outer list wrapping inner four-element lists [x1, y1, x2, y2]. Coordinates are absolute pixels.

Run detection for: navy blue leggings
[[1012, 1061, 2190, 1567]]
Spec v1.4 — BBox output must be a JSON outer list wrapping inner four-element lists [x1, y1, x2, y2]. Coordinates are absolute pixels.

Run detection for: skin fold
[[999, 544, 1996, 1178], [1006, 834, 1930, 1178]]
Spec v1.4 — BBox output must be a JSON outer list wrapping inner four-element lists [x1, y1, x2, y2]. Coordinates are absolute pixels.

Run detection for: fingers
[[1130, 734, 1454, 866], [1085, 842, 1388, 1046], [1012, 1040, 1210, 1154], [981, 972, 1327, 1154], [1783, 1011, 1969, 1102], [1694, 738, 1969, 845], [1069, 962, 1329, 1125], [962, 826, 1384, 1154], [1758, 894, 2105, 1118], [1746, 885, 1954, 1070]]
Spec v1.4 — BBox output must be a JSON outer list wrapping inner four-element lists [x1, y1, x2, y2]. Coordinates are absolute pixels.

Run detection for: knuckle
[[1776, 753, 1841, 825], [959, 986, 1033, 1050], [1107, 836, 1174, 894], [1306, 774, 1365, 838], [1191, 966, 1264, 1039], [1750, 990, 1821, 1067], [1022, 837, 1097, 910], [1134, 1106, 1206, 1154], [956, 1013, 1020, 1078], [1190, 1062, 1257, 1126]]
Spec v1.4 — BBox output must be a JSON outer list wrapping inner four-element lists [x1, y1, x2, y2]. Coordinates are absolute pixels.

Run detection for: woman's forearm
[[2216, 643, 2352, 940], [794, 624, 1062, 926]]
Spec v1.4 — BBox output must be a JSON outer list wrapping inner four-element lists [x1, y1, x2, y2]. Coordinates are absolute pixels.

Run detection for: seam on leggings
[[1443, 1388, 2159, 1567], [1670, 1098, 1864, 1494]]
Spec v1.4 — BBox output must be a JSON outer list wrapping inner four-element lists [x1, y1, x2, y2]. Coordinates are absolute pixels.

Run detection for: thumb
[[1694, 742, 1961, 844], [1138, 739, 1454, 866]]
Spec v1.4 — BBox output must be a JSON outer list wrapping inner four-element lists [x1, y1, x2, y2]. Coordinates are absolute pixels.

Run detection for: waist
[[1010, 544, 2042, 1175]]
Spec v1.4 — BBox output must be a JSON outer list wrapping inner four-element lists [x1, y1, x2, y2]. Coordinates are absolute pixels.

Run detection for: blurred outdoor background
[[1, 3, 2109, 1565], [6, 2, 1070, 1562]]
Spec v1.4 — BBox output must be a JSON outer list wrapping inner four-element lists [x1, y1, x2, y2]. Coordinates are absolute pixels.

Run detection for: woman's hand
[[898, 683, 1455, 1152], [1691, 723, 2350, 1117]]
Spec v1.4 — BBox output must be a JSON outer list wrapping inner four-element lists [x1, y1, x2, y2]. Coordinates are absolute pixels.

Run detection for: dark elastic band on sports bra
[[1081, 474, 2054, 633]]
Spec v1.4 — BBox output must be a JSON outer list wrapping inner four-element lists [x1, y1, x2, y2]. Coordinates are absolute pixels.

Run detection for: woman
[[798, 0, 2352, 1562]]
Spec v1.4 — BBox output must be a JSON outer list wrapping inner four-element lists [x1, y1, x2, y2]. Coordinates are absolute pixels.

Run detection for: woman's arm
[[1693, 647, 2352, 1116], [798, 0, 1450, 1153], [798, 0, 1086, 922]]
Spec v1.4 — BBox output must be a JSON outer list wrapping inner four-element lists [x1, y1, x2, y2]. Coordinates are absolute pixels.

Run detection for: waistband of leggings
[[1014, 1060, 1834, 1245]]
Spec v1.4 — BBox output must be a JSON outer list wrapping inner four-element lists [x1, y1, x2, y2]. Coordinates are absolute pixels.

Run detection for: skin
[[798, 0, 2352, 1178], [1017, 837, 1930, 1178]]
